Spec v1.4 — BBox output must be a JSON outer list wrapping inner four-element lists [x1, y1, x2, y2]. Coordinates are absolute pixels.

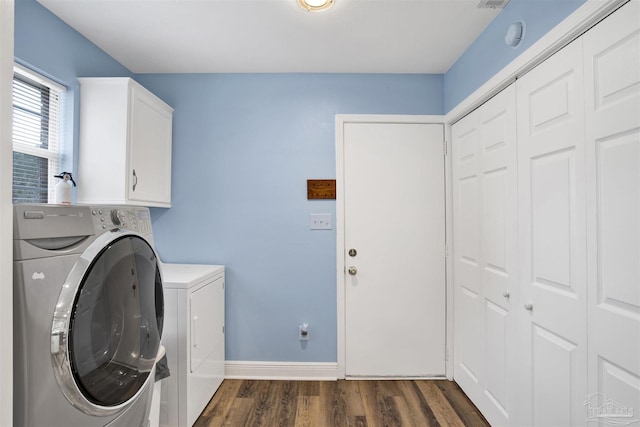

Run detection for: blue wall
[[137, 73, 443, 361], [14, 0, 132, 174], [444, 0, 585, 112], [15, 0, 586, 364]]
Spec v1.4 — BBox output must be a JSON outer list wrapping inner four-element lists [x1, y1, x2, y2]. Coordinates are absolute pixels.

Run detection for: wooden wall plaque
[[307, 179, 336, 199]]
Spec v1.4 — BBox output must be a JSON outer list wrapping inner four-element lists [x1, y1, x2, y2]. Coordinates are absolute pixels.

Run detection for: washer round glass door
[[51, 229, 163, 416]]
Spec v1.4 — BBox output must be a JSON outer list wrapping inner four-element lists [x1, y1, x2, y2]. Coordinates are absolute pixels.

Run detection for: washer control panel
[[89, 206, 154, 245]]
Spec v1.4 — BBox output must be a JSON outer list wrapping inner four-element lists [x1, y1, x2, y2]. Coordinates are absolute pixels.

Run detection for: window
[[12, 65, 65, 203]]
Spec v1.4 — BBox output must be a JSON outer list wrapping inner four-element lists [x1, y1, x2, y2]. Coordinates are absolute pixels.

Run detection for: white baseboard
[[225, 361, 338, 381]]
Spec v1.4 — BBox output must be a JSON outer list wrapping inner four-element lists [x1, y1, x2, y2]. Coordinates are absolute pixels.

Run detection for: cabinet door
[[128, 84, 173, 206], [516, 38, 587, 426], [584, 1, 640, 420]]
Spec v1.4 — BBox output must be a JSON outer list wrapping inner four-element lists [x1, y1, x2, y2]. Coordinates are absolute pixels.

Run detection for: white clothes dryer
[[13, 204, 164, 427], [160, 264, 225, 427]]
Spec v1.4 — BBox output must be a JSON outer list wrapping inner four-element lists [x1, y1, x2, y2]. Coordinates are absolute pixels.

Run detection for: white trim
[[0, 1, 14, 425], [335, 114, 443, 125], [444, 123, 454, 381], [335, 114, 447, 380], [336, 116, 346, 379], [225, 361, 338, 381], [445, 0, 627, 125], [344, 375, 447, 381], [14, 62, 66, 92]]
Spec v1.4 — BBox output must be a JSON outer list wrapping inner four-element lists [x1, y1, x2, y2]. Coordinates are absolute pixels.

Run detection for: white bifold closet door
[[452, 3, 639, 426], [583, 0, 640, 419], [452, 84, 518, 426], [516, 33, 588, 427]]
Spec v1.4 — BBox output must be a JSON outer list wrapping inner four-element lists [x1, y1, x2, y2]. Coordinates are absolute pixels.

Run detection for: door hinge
[[446, 347, 449, 361], [222, 325, 225, 334], [443, 140, 448, 156], [445, 245, 449, 259]]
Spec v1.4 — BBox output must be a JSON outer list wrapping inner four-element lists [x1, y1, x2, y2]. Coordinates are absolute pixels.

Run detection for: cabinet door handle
[[132, 169, 138, 192]]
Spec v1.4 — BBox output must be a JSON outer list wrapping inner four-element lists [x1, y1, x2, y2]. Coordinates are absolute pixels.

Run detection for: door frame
[[0, 1, 14, 425], [335, 114, 452, 379]]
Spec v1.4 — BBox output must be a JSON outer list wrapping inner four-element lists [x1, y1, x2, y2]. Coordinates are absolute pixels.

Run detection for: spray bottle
[[53, 172, 76, 205]]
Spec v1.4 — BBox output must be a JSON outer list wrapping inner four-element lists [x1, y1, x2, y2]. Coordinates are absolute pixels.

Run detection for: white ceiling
[[36, 0, 502, 74]]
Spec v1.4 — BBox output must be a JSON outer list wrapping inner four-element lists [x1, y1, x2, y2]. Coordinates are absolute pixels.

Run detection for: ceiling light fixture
[[297, 0, 334, 12]]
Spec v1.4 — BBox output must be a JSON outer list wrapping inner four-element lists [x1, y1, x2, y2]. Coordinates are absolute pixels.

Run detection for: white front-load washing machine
[[13, 204, 164, 427]]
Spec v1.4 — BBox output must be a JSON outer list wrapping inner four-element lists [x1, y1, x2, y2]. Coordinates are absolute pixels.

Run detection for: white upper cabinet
[[77, 78, 173, 207]]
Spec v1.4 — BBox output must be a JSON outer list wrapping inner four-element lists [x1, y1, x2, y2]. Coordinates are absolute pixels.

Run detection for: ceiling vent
[[477, 0, 510, 9]]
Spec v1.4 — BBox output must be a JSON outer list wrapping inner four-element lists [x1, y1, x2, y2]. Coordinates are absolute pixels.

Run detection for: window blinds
[[12, 68, 63, 203]]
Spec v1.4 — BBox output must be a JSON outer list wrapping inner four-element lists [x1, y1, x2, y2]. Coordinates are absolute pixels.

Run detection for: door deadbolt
[[348, 248, 357, 257], [348, 266, 357, 276]]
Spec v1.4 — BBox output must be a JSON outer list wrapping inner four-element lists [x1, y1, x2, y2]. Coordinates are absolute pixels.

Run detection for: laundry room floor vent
[[477, 0, 510, 9]]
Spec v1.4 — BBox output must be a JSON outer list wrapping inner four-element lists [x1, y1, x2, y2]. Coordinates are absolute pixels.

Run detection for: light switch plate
[[309, 213, 332, 230]]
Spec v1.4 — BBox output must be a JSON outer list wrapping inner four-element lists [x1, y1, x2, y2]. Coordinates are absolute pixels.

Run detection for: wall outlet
[[309, 213, 332, 230], [299, 323, 309, 341]]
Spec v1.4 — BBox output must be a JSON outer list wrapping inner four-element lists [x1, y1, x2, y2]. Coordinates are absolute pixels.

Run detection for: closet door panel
[[484, 299, 509, 416], [530, 151, 575, 292], [531, 325, 576, 427], [456, 122, 482, 285], [458, 176, 481, 293], [453, 84, 517, 426], [453, 113, 484, 399], [480, 85, 518, 426], [517, 38, 587, 426], [458, 286, 483, 382], [483, 169, 507, 278], [584, 0, 640, 418]]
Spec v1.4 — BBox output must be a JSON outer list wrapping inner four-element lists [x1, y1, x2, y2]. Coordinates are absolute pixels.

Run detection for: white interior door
[[584, 1, 640, 421], [452, 83, 518, 426], [516, 38, 588, 426], [342, 121, 445, 377]]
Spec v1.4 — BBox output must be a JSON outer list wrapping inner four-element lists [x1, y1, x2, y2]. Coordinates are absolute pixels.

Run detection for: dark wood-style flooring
[[194, 379, 490, 427]]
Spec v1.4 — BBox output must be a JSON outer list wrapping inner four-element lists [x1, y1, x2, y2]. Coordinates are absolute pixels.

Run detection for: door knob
[[524, 303, 533, 311], [348, 266, 357, 276]]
